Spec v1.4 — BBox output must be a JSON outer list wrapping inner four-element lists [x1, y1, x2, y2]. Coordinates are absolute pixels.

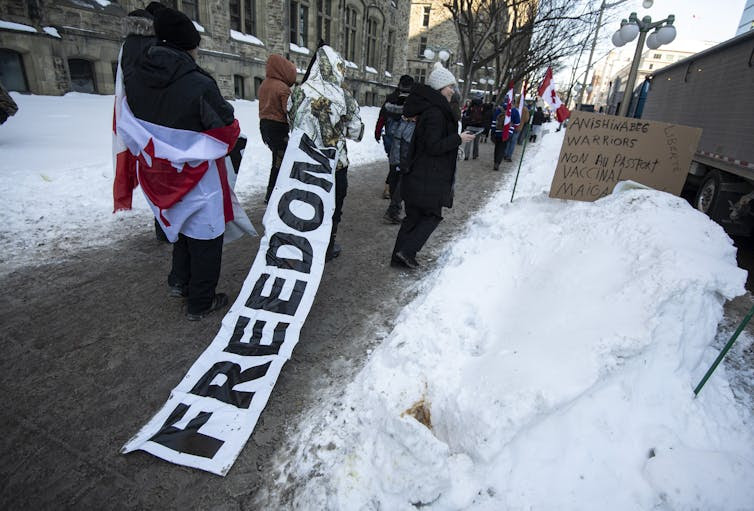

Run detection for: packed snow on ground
[[0, 92, 385, 274], [265, 128, 754, 509]]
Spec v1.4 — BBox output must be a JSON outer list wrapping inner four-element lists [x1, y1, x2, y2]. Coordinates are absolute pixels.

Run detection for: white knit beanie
[[426, 62, 456, 90]]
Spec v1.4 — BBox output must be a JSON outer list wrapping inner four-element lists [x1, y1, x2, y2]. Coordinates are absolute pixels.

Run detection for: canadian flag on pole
[[502, 81, 515, 141], [537, 67, 571, 123]]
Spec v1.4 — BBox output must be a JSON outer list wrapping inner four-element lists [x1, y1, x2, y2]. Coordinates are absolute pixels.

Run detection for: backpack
[[388, 117, 417, 173]]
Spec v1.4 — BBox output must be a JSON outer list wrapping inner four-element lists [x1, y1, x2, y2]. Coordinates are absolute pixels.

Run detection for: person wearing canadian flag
[[537, 66, 570, 124], [114, 6, 254, 321]]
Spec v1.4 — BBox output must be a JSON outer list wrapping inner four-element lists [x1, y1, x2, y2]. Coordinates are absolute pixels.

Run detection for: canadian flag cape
[[112, 49, 254, 243], [537, 66, 571, 123], [501, 81, 514, 141]]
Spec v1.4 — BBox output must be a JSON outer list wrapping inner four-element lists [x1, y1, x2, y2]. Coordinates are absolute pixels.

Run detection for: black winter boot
[[326, 223, 341, 262]]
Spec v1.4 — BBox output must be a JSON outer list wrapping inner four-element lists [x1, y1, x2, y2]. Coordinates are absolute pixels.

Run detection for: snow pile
[[267, 133, 754, 509], [0, 93, 384, 274]]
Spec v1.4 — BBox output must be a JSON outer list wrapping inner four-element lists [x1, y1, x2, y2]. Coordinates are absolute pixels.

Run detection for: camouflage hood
[[287, 45, 363, 170]]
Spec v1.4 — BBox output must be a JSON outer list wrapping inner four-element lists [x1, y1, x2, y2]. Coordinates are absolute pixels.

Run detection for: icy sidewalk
[[263, 130, 754, 510]]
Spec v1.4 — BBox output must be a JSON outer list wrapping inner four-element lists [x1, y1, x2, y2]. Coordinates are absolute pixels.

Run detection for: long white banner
[[122, 129, 337, 476]]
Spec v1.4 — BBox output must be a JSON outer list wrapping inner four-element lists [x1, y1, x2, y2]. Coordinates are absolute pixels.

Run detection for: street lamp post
[[575, 0, 640, 110], [612, 11, 677, 117]]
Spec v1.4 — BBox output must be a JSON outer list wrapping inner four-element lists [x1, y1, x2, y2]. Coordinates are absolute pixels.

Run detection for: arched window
[[365, 17, 379, 68], [344, 5, 358, 62], [68, 59, 96, 93], [0, 49, 29, 92]]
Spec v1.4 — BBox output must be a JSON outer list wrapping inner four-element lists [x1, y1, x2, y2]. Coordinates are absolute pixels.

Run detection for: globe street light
[[612, 12, 677, 117]]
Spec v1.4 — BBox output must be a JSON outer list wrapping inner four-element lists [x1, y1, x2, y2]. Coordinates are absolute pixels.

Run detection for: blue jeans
[[504, 131, 519, 159]]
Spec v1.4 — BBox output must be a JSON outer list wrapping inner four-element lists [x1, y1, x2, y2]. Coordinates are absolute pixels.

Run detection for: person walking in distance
[[502, 100, 521, 162], [288, 44, 364, 262], [391, 63, 475, 270], [376, 74, 414, 224], [258, 53, 297, 204], [117, 7, 253, 320]]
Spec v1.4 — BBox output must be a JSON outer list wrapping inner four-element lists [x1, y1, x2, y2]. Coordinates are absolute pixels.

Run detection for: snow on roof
[[230, 29, 264, 46]]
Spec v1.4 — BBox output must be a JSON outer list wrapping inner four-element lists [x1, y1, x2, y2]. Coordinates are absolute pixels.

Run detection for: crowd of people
[[112, 2, 554, 321]]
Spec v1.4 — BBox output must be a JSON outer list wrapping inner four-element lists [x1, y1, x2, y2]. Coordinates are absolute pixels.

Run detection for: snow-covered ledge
[[43, 26, 61, 38], [289, 43, 310, 55], [0, 20, 37, 33], [192, 21, 205, 33], [230, 29, 264, 46], [384, 71, 393, 78], [345, 60, 358, 69], [365, 66, 377, 74]]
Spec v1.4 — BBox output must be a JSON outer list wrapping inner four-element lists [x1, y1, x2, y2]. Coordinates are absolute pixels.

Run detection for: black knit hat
[[398, 74, 414, 92], [154, 7, 200, 50]]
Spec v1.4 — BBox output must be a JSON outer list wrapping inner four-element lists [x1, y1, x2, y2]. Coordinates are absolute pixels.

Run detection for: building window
[[0, 49, 29, 92], [254, 76, 264, 99], [414, 67, 426, 84], [366, 17, 379, 68], [230, 0, 256, 34], [648, 63, 654, 70], [386, 30, 395, 73], [180, 0, 199, 21], [161, 1, 199, 22], [234, 75, 245, 99], [422, 5, 431, 27], [68, 58, 96, 93], [344, 5, 358, 62], [418, 36, 428, 58], [653, 53, 662, 59], [317, 0, 332, 44], [290, 1, 309, 48]]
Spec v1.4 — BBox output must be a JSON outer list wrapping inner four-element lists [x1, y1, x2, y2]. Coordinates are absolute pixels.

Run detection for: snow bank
[[0, 93, 384, 274], [267, 131, 753, 510]]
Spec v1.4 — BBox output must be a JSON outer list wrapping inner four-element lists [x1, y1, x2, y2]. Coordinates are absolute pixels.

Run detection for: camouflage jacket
[[287, 46, 364, 170]]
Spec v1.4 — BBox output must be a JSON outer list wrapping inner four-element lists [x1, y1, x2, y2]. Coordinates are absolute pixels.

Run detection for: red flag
[[538, 67, 570, 123], [502, 81, 514, 141]]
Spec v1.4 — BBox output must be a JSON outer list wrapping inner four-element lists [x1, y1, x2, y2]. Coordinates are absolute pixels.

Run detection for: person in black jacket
[[122, 7, 238, 320], [390, 64, 475, 270]]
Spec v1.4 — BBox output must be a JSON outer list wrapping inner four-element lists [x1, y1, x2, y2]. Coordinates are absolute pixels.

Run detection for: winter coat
[[119, 42, 250, 242], [516, 106, 530, 132], [401, 83, 462, 210], [258, 54, 296, 124], [375, 87, 409, 153], [124, 43, 234, 131], [288, 45, 363, 170], [532, 109, 546, 126], [462, 97, 485, 128], [0, 83, 18, 124]]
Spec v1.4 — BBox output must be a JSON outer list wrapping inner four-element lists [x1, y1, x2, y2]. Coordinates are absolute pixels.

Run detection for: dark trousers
[[386, 165, 402, 216], [168, 233, 224, 314], [494, 139, 506, 165], [260, 119, 289, 202], [392, 203, 443, 258], [333, 167, 348, 225]]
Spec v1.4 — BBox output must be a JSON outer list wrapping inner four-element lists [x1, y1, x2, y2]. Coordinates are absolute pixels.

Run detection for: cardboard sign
[[549, 111, 702, 201]]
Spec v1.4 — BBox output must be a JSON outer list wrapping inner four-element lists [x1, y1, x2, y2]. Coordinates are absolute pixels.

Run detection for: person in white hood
[[288, 44, 364, 262]]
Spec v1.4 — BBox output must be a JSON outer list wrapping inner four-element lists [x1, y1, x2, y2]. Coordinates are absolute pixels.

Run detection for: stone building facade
[[406, 0, 460, 85], [0, 0, 412, 106]]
